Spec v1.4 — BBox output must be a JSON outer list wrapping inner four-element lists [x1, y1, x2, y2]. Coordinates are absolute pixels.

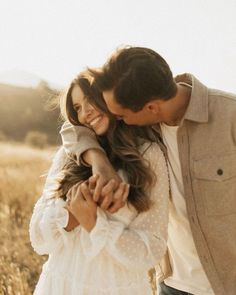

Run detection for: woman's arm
[[29, 147, 79, 255], [81, 143, 169, 271], [66, 181, 129, 232], [64, 210, 80, 232]]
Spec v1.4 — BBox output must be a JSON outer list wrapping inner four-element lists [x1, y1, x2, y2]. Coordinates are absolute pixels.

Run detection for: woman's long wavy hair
[[59, 70, 160, 213]]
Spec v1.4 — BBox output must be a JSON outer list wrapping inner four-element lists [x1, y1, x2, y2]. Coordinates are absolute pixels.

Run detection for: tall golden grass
[[0, 142, 56, 295], [0, 142, 157, 295]]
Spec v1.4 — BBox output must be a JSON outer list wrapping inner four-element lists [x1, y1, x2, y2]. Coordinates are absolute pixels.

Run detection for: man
[[61, 47, 236, 295]]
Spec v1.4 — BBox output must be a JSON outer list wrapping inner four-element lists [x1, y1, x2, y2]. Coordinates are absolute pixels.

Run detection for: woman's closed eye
[[73, 105, 81, 113]]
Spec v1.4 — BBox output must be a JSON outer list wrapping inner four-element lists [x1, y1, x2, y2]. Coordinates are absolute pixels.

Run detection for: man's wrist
[[82, 149, 108, 167]]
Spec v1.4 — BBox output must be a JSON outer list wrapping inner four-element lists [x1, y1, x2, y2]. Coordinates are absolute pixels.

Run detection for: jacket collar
[[175, 73, 209, 123]]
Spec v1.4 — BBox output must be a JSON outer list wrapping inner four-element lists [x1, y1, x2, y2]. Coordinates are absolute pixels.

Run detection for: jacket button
[[217, 169, 223, 175]]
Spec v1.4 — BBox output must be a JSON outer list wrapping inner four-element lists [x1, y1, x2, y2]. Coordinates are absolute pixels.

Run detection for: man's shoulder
[[209, 88, 236, 103], [208, 88, 236, 116]]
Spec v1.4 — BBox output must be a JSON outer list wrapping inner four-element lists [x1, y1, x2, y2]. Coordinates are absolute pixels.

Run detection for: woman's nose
[[79, 103, 93, 124]]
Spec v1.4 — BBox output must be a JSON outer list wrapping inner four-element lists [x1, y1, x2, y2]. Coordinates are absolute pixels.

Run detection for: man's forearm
[[60, 122, 104, 163], [82, 148, 109, 168]]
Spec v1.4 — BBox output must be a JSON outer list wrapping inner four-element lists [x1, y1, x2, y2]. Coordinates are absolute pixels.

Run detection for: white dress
[[29, 142, 169, 295]]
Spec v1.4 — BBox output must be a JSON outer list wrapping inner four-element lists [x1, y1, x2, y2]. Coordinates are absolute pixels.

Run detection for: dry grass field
[[0, 142, 157, 295], [0, 142, 56, 295]]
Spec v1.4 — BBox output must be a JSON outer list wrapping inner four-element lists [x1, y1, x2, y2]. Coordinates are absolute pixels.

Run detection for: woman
[[29, 71, 169, 295]]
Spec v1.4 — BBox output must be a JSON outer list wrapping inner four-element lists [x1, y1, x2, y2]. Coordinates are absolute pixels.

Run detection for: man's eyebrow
[[116, 115, 124, 119], [114, 114, 124, 119]]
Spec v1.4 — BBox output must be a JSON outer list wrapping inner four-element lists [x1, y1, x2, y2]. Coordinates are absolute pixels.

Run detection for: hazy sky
[[0, 0, 236, 91]]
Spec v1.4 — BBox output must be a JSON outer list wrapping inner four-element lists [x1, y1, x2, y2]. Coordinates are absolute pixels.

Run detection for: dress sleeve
[[83, 143, 169, 271], [60, 121, 105, 164], [29, 147, 78, 255]]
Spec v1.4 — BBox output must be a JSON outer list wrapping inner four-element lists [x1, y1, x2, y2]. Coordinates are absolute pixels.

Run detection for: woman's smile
[[71, 85, 110, 135], [89, 115, 103, 127]]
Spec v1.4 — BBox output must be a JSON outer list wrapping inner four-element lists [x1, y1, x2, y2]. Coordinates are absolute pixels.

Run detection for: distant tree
[[25, 131, 48, 149], [0, 130, 7, 141], [0, 83, 62, 145], [37, 80, 50, 92]]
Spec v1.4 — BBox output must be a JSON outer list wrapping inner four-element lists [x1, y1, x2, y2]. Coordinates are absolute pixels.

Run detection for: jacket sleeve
[[29, 147, 78, 255], [82, 143, 169, 271], [60, 121, 105, 164]]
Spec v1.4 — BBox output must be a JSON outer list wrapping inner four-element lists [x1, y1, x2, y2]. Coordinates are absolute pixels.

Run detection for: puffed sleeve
[[82, 142, 169, 271], [29, 147, 78, 255], [60, 121, 105, 164]]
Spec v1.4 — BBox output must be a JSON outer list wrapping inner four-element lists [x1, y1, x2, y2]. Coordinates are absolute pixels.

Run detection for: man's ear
[[145, 101, 160, 114]]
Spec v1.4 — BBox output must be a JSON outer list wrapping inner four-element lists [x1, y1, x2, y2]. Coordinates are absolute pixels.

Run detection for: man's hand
[[88, 176, 129, 213], [81, 149, 130, 214], [91, 153, 122, 201], [105, 182, 130, 214], [82, 149, 123, 201]]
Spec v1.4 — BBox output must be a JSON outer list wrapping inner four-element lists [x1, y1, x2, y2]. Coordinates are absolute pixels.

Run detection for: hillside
[[0, 82, 63, 145]]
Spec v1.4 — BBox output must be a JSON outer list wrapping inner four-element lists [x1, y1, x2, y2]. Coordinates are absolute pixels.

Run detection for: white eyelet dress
[[29, 142, 169, 295]]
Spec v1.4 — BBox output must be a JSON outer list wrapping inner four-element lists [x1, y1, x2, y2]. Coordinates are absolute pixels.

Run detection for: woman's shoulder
[[139, 141, 167, 174]]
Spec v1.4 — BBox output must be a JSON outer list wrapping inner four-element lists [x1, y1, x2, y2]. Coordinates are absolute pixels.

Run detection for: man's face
[[103, 89, 160, 125]]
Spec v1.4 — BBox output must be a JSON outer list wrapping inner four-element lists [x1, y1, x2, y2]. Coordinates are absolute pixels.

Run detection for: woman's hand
[[64, 211, 80, 232], [66, 181, 97, 232]]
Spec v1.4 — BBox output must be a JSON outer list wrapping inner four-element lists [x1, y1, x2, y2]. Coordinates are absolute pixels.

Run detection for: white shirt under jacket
[[29, 142, 169, 295]]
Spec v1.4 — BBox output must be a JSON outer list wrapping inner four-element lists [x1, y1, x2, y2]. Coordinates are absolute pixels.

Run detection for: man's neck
[[164, 84, 191, 126]]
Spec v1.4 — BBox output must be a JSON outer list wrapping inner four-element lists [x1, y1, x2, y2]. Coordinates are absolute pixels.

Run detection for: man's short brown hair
[[90, 46, 177, 112]]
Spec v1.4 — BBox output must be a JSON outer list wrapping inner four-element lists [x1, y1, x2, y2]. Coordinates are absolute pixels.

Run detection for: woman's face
[[71, 84, 110, 135]]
